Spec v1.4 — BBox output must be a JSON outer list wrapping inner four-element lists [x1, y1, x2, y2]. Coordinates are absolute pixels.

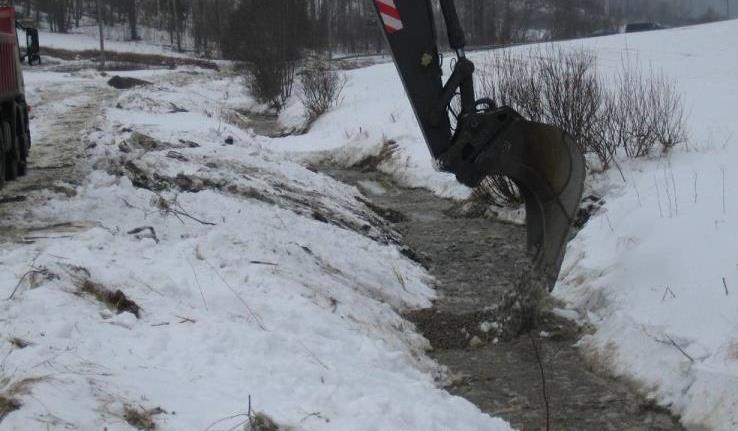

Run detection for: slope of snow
[[551, 21, 738, 430], [0, 68, 512, 430]]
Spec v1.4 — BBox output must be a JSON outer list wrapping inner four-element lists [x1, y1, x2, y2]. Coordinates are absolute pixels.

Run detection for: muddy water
[[325, 168, 683, 431]]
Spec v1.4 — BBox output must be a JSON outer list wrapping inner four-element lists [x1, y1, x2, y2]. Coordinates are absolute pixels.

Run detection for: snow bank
[[0, 68, 512, 430], [544, 21, 738, 430]]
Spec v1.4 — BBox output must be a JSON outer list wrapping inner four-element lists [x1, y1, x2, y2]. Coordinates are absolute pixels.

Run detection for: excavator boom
[[371, 0, 585, 290]]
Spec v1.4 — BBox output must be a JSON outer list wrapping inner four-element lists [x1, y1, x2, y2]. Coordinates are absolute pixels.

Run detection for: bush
[[299, 61, 346, 124], [479, 48, 603, 158], [248, 58, 297, 110], [625, 66, 686, 157]]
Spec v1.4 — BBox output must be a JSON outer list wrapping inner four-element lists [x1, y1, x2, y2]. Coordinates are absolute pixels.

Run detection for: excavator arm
[[371, 0, 585, 290]]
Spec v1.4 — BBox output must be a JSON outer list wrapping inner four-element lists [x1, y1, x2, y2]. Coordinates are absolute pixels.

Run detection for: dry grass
[[0, 377, 44, 423], [79, 279, 141, 318], [728, 339, 738, 361], [351, 139, 400, 172], [247, 412, 280, 431], [0, 395, 20, 423], [124, 405, 165, 430]]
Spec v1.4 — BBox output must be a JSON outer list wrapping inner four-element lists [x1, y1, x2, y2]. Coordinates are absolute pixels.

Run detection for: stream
[[324, 167, 683, 431]]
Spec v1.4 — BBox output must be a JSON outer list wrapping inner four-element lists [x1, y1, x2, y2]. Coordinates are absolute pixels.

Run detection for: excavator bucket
[[440, 108, 585, 290], [371, 0, 585, 290], [477, 114, 585, 289]]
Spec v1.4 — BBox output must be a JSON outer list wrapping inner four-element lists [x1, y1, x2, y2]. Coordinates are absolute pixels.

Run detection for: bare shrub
[[477, 48, 605, 203], [611, 62, 687, 158], [648, 72, 688, 154], [299, 61, 346, 125], [223, 1, 306, 111], [480, 48, 602, 149], [477, 50, 544, 122], [536, 48, 602, 155], [248, 59, 297, 110], [472, 176, 524, 208]]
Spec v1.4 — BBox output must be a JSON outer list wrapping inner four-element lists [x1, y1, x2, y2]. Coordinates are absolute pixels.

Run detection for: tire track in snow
[[0, 78, 114, 242]]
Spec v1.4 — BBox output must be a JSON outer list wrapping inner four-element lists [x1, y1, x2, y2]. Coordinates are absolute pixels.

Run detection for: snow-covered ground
[[3, 16, 738, 431], [16, 26, 190, 58], [15, 5, 191, 57], [0, 66, 512, 429], [271, 19, 738, 430], [554, 21, 738, 430]]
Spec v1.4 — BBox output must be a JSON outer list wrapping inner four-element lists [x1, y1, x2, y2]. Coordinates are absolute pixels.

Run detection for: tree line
[[9, 0, 725, 59]]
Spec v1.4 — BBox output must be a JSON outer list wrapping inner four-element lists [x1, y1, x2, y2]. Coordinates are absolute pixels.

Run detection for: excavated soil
[[324, 167, 683, 431]]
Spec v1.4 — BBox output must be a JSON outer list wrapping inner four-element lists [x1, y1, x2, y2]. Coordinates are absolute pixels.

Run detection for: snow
[[16, 16, 191, 57], [549, 22, 738, 429], [535, 21, 738, 430], [0, 67, 512, 430], [19, 28, 187, 58]]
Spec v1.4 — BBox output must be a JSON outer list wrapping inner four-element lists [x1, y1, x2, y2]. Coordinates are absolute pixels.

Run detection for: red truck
[[0, 5, 36, 189]]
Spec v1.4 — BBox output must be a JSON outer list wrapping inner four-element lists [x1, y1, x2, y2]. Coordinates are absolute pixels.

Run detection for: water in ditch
[[324, 167, 683, 431]]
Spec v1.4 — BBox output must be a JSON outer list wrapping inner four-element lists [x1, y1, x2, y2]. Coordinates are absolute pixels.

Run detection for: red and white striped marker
[[375, 0, 404, 34]]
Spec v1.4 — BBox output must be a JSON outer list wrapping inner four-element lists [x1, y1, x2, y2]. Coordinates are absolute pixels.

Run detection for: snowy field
[[16, 26, 191, 58], [272, 20, 738, 430], [554, 21, 738, 430]]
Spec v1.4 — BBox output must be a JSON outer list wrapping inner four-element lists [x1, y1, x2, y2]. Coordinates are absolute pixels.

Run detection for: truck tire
[[16, 106, 29, 177], [0, 122, 6, 190], [2, 121, 18, 181]]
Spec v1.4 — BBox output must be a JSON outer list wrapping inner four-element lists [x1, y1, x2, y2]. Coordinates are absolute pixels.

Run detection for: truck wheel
[[1, 122, 17, 181], [17, 135, 28, 177], [0, 123, 6, 190], [16, 107, 29, 177]]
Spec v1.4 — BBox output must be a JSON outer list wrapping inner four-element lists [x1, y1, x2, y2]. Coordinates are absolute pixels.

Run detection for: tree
[[97, 0, 105, 70]]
